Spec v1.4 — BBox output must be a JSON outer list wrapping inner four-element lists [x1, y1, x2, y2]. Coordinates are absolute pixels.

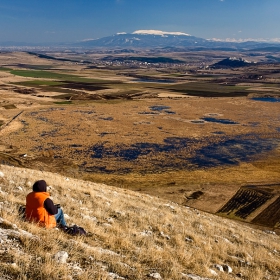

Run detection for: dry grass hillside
[[0, 164, 280, 280]]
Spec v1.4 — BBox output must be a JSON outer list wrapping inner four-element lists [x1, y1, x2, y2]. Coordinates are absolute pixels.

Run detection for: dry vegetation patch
[[0, 51, 280, 234], [0, 165, 280, 279], [0, 52, 280, 280]]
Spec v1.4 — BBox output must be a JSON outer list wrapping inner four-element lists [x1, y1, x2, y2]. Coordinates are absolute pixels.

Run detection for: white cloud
[[269, 38, 280, 43], [210, 37, 280, 43]]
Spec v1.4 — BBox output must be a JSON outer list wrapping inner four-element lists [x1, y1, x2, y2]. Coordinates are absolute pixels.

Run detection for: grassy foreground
[[0, 164, 280, 280]]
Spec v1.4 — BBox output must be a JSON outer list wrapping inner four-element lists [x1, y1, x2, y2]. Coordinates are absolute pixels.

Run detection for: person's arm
[[44, 198, 58, 215]]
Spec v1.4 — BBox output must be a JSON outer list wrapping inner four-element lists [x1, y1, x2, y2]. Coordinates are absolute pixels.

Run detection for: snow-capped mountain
[[77, 30, 208, 48], [132, 30, 191, 36], [3, 30, 279, 50], [76, 30, 280, 50]]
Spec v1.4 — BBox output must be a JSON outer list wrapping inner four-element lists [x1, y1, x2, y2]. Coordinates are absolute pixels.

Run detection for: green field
[[10, 69, 117, 84], [0, 67, 13, 71], [17, 64, 55, 70]]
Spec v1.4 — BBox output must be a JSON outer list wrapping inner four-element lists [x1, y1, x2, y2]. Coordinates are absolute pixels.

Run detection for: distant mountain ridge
[[1, 30, 280, 50], [78, 29, 207, 48], [76, 30, 280, 50]]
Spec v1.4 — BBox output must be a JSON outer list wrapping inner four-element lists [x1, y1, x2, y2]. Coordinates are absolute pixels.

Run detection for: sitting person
[[25, 180, 66, 228]]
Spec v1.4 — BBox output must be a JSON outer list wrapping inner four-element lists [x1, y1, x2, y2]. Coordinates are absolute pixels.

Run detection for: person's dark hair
[[33, 180, 47, 192]]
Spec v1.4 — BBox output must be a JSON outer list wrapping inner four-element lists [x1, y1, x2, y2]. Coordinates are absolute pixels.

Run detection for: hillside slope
[[0, 164, 280, 280]]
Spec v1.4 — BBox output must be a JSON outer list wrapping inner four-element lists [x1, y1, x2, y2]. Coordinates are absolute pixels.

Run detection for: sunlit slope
[[0, 164, 280, 279]]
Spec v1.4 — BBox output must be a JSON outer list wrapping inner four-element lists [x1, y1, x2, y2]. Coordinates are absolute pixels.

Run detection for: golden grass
[[0, 164, 280, 280]]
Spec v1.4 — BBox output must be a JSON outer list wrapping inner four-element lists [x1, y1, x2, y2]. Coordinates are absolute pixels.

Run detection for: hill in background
[[211, 57, 254, 68]]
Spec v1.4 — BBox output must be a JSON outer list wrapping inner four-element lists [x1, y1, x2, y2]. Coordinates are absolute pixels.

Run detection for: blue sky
[[0, 0, 279, 43]]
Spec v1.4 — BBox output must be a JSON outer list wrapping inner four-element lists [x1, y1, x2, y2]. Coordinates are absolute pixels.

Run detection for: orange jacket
[[25, 192, 56, 228]]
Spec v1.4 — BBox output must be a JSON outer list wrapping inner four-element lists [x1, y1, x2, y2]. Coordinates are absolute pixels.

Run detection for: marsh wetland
[[0, 50, 279, 231]]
